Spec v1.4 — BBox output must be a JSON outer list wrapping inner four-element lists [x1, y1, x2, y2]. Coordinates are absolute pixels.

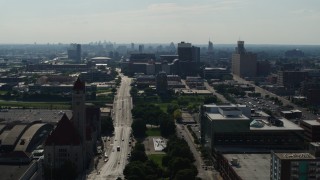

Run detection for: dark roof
[[0, 151, 31, 158], [45, 114, 81, 146], [73, 77, 85, 91]]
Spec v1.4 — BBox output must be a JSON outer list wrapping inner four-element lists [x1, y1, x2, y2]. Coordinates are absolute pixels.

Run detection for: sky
[[0, 0, 319, 45]]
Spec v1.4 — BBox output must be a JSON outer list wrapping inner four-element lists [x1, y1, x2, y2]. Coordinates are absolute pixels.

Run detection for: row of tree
[[124, 137, 199, 180], [131, 104, 175, 138], [124, 143, 163, 180], [101, 116, 114, 135], [162, 136, 199, 180]]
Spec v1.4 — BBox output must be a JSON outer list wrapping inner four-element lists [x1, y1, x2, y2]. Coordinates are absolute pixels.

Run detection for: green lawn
[[0, 101, 70, 109], [155, 103, 171, 113], [148, 154, 165, 168], [146, 128, 161, 136], [0, 91, 8, 95]]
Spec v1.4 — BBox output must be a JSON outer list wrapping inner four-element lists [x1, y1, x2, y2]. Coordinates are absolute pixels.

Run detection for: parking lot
[[236, 96, 280, 113]]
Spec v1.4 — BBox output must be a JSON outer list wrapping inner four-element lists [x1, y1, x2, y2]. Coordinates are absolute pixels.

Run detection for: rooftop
[[0, 109, 72, 123], [224, 153, 270, 180], [302, 120, 320, 126], [14, 123, 53, 152], [91, 57, 111, 60], [100, 107, 111, 113], [1, 125, 27, 146], [181, 111, 196, 123], [274, 153, 315, 160], [0, 163, 31, 180], [220, 107, 240, 111], [250, 118, 303, 131], [45, 114, 80, 146], [206, 113, 249, 121], [180, 89, 212, 95]]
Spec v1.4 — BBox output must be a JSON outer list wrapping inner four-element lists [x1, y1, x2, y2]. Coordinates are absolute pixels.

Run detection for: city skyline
[[1, 0, 320, 45]]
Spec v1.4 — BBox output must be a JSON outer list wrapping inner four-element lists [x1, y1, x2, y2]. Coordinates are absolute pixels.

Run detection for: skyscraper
[[208, 40, 214, 54], [232, 41, 257, 77], [68, 44, 81, 63], [175, 42, 201, 77], [177, 42, 200, 62], [139, 44, 144, 53]]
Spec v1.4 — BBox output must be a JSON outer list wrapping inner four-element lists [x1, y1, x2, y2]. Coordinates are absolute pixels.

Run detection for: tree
[[204, 95, 217, 104], [111, 87, 117, 94], [130, 87, 138, 97], [144, 160, 163, 178], [173, 109, 182, 121], [160, 117, 176, 137], [144, 87, 156, 96], [168, 157, 192, 177], [174, 169, 197, 180], [131, 118, 146, 137], [115, 76, 122, 86], [134, 142, 146, 152], [130, 143, 148, 162], [124, 161, 146, 180], [167, 104, 179, 115], [130, 150, 148, 162], [177, 97, 189, 106]]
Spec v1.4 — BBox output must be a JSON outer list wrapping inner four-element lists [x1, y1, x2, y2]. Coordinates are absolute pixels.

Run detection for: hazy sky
[[0, 0, 319, 44]]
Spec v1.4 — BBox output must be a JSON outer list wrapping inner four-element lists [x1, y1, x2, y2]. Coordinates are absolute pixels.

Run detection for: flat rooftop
[[250, 118, 303, 131], [206, 113, 249, 121], [204, 104, 248, 108], [181, 112, 196, 123], [274, 153, 315, 160], [0, 163, 31, 180], [100, 107, 111, 113], [220, 107, 240, 111], [0, 109, 72, 123], [224, 153, 270, 180], [302, 120, 320, 126], [180, 89, 212, 95]]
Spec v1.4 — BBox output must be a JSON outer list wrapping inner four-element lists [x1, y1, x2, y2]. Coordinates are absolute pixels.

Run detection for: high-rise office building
[[175, 42, 201, 77], [68, 44, 81, 63], [177, 42, 200, 62], [232, 41, 257, 77], [208, 40, 214, 54], [139, 44, 144, 53]]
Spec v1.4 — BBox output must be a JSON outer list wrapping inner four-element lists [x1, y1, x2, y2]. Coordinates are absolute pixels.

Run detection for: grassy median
[[148, 154, 165, 168]]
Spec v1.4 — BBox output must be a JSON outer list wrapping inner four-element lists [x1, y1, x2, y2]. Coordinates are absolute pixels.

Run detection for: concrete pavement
[[88, 76, 133, 180]]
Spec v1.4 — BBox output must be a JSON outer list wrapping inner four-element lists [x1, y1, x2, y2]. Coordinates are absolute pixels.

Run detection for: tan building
[[232, 41, 257, 77]]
